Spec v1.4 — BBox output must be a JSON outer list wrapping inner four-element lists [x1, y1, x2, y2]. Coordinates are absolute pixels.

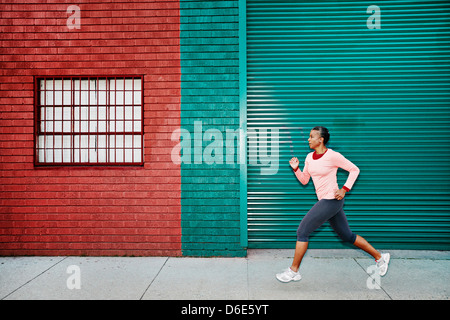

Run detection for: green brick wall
[[180, 0, 245, 256]]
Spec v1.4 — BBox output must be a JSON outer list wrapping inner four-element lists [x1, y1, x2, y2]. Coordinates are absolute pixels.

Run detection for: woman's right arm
[[290, 157, 310, 185]]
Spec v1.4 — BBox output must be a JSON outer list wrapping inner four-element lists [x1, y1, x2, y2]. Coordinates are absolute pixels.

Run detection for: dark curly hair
[[312, 126, 330, 145]]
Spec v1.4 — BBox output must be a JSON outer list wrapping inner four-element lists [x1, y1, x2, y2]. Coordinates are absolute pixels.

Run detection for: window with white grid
[[35, 76, 143, 165]]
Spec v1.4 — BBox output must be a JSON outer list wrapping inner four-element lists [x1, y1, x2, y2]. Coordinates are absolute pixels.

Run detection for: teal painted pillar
[[180, 0, 246, 257]]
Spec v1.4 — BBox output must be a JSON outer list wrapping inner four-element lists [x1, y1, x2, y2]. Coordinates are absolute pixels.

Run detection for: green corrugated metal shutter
[[246, 0, 450, 250]]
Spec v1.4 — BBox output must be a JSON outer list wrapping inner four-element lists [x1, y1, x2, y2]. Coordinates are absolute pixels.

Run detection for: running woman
[[276, 126, 390, 283]]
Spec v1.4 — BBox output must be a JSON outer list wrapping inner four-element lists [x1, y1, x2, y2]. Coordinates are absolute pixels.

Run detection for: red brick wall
[[0, 1, 181, 256]]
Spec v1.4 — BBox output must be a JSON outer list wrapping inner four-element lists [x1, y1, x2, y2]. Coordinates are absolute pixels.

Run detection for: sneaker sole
[[276, 275, 302, 283], [379, 253, 390, 276]]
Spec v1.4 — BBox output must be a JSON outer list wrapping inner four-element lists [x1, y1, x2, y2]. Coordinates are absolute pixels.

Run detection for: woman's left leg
[[329, 207, 381, 260], [353, 235, 382, 261]]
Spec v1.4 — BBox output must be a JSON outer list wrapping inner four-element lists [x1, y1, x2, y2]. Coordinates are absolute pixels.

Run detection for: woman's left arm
[[334, 152, 360, 192]]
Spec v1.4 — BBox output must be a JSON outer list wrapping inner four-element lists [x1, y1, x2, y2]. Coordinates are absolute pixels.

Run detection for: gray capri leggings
[[297, 199, 357, 243]]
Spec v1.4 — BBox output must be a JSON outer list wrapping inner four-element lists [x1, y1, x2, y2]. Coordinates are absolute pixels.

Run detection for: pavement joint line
[[245, 257, 250, 300], [139, 256, 169, 300], [352, 257, 393, 300], [1, 256, 68, 300]]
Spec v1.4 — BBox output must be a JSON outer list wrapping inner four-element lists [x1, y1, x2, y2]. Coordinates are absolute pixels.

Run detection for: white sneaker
[[276, 267, 302, 283], [376, 253, 390, 276]]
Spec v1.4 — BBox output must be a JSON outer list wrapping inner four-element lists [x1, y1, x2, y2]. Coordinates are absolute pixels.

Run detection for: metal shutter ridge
[[246, 0, 450, 249]]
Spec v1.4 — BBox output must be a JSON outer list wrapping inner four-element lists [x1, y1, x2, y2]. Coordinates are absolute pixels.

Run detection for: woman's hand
[[334, 188, 347, 200], [289, 157, 299, 170]]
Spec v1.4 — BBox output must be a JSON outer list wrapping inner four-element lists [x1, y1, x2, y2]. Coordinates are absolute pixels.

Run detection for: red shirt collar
[[312, 149, 328, 160]]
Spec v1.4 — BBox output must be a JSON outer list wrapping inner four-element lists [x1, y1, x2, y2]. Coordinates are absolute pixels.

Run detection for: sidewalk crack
[[1, 256, 68, 300], [353, 258, 393, 300], [139, 257, 169, 300]]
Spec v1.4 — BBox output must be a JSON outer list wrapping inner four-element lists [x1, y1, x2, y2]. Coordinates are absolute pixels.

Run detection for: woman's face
[[308, 130, 323, 149]]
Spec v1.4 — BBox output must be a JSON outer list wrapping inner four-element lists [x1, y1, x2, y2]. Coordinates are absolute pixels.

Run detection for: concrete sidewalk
[[1, 249, 449, 300]]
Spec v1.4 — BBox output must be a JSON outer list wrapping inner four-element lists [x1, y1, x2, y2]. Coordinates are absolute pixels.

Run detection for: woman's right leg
[[290, 241, 308, 272], [276, 200, 342, 282], [292, 200, 343, 271]]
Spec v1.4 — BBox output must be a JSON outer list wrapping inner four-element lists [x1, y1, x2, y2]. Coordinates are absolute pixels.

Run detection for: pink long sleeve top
[[293, 149, 360, 201]]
